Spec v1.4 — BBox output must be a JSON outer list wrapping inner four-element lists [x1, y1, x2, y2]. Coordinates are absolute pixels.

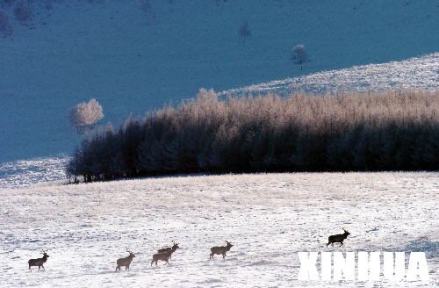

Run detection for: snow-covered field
[[0, 157, 68, 189], [1, 172, 437, 287], [222, 53, 439, 96]]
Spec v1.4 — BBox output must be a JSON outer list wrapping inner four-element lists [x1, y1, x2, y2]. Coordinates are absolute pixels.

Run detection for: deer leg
[[42, 265, 45, 271], [222, 253, 226, 259]]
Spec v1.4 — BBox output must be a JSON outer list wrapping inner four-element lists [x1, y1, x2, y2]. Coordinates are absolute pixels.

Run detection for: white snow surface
[[0, 172, 438, 287], [221, 53, 439, 96], [0, 157, 68, 189]]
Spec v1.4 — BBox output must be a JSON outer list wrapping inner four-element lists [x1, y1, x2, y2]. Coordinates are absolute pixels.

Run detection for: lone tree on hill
[[70, 98, 104, 134], [291, 44, 309, 71], [238, 21, 251, 42]]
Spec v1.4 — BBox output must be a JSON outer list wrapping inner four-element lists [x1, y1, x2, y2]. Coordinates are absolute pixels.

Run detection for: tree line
[[66, 89, 439, 182]]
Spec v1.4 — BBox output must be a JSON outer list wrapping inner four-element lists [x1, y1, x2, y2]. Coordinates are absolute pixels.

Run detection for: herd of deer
[[27, 230, 350, 271], [27, 240, 235, 272]]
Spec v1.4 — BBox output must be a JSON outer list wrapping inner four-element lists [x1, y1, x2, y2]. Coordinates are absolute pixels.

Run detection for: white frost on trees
[[70, 98, 104, 133]]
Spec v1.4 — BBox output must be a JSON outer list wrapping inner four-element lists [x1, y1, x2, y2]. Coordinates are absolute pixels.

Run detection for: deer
[[115, 251, 135, 271], [157, 241, 179, 260], [151, 243, 179, 266], [327, 229, 350, 246], [28, 250, 49, 271], [151, 250, 172, 266], [210, 241, 233, 260]]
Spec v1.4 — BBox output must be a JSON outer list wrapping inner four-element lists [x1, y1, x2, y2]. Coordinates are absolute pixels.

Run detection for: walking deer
[[157, 241, 179, 260], [327, 229, 350, 246], [151, 243, 179, 266], [210, 241, 233, 260], [28, 250, 49, 271], [115, 251, 135, 271]]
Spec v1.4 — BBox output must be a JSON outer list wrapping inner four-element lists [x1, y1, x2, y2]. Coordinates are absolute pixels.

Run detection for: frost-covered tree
[[67, 91, 439, 182], [70, 98, 104, 133], [196, 88, 217, 103], [291, 44, 308, 70]]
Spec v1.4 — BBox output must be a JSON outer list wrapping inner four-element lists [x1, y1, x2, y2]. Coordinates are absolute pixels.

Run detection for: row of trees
[[67, 89, 439, 182]]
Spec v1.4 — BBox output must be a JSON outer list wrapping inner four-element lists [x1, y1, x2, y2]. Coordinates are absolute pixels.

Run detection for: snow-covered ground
[[0, 172, 437, 287], [0, 157, 68, 189], [222, 53, 439, 96]]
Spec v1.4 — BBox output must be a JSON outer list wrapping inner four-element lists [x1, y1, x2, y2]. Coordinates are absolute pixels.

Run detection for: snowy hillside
[[0, 157, 68, 189], [2, 0, 439, 162], [222, 53, 439, 96], [0, 172, 437, 287]]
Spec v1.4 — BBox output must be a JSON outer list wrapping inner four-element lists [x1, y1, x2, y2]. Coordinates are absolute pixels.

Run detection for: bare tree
[[291, 44, 308, 70], [0, 10, 13, 38], [238, 21, 251, 42], [70, 98, 104, 133], [137, 0, 155, 25], [14, 0, 32, 25]]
